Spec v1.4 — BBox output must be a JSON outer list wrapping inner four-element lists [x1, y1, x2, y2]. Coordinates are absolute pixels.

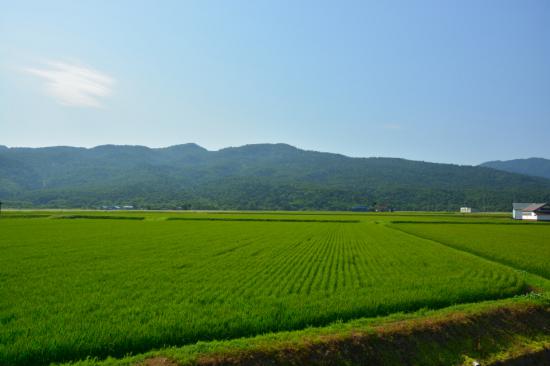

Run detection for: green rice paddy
[[392, 221, 550, 279], [0, 211, 547, 365]]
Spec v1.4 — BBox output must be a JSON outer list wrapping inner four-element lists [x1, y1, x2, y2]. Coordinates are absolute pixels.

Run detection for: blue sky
[[1, 0, 549, 164]]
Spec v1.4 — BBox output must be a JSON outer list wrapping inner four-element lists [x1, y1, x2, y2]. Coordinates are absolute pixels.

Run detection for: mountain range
[[1, 143, 549, 211], [480, 158, 550, 180]]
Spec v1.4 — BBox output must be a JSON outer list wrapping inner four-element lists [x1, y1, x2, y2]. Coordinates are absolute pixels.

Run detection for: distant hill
[[480, 158, 550, 180], [1, 143, 550, 211]]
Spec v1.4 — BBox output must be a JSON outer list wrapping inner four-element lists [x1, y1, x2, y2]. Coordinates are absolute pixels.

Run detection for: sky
[[1, 0, 549, 165]]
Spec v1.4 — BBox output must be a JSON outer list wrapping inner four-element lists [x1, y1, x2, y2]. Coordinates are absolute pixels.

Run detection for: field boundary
[[59, 300, 550, 366], [192, 303, 550, 366], [0, 214, 51, 219], [54, 215, 146, 220], [390, 220, 550, 225], [387, 224, 550, 286], [166, 217, 360, 223]]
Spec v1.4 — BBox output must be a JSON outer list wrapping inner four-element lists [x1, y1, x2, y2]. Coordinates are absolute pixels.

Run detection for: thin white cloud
[[24, 61, 115, 108], [383, 123, 402, 130]]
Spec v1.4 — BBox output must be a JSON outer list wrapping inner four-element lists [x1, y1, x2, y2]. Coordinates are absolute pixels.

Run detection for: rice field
[[392, 221, 550, 279], [0, 212, 535, 365]]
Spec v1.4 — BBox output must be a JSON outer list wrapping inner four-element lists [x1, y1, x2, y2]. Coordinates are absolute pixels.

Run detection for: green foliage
[[481, 157, 550, 180], [0, 213, 528, 365], [1, 144, 550, 210]]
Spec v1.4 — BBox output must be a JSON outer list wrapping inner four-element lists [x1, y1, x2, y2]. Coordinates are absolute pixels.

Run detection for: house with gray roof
[[512, 203, 533, 219], [512, 202, 550, 221]]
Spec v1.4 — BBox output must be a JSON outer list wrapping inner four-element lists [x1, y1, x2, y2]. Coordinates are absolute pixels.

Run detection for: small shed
[[460, 207, 472, 213]]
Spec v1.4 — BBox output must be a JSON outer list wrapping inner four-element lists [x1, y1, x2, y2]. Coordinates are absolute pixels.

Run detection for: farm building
[[460, 207, 473, 213], [512, 203, 533, 219], [512, 202, 550, 221]]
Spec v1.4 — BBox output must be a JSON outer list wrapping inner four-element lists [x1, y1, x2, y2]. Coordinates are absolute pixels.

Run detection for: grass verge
[[60, 296, 550, 366]]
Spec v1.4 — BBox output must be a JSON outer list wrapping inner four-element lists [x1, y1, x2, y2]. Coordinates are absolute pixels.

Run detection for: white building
[[512, 203, 533, 220], [512, 202, 550, 221], [460, 207, 472, 213], [519, 203, 550, 221]]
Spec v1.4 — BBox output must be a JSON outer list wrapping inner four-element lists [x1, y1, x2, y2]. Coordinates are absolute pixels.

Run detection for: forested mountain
[[1, 143, 549, 211], [480, 158, 550, 180]]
